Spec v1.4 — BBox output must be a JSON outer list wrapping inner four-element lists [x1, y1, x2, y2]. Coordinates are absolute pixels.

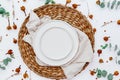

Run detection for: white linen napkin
[[23, 11, 93, 79], [61, 28, 93, 79]]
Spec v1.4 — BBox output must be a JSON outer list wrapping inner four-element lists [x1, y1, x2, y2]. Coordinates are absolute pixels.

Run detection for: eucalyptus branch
[[96, 0, 120, 9]]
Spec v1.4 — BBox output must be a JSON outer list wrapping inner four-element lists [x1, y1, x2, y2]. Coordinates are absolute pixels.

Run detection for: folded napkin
[[62, 28, 93, 79], [23, 11, 93, 79]]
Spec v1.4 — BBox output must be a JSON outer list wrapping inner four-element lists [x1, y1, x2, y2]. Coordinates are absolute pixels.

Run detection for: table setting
[[0, 0, 120, 80]]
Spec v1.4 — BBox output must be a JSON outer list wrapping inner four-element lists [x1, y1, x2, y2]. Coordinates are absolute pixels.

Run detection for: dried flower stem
[[101, 21, 116, 27], [12, 0, 15, 19], [23, 10, 26, 16], [12, 0, 15, 26], [6, 73, 21, 80], [8, 17, 10, 26], [20, 6, 27, 16]]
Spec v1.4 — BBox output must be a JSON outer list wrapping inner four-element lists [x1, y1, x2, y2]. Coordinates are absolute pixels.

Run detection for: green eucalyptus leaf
[[97, 69, 102, 74], [100, 1, 105, 8], [101, 44, 108, 49], [116, 1, 120, 9], [118, 60, 120, 65], [111, 0, 117, 9], [101, 70, 107, 77], [0, 7, 6, 14], [7, 57, 12, 62], [3, 57, 12, 66], [107, 73, 113, 80], [0, 65, 6, 70], [97, 69, 102, 78], [45, 0, 51, 4], [97, 74, 102, 78], [99, 0, 120, 10], [117, 50, 120, 56], [51, 0, 55, 4], [5, 12, 10, 17], [3, 59, 8, 66]]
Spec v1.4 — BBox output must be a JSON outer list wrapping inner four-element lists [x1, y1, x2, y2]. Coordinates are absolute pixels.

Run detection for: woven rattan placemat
[[18, 4, 94, 80]]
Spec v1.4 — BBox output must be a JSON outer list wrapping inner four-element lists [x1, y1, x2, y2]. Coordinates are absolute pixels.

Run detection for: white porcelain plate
[[33, 20, 79, 66]]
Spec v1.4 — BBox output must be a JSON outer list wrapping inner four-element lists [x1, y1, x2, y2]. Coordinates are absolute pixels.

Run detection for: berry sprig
[[0, 49, 15, 70], [6, 65, 29, 80], [90, 68, 115, 80]]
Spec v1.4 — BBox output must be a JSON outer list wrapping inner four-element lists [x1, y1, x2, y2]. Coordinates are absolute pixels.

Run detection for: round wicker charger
[[18, 4, 94, 80]]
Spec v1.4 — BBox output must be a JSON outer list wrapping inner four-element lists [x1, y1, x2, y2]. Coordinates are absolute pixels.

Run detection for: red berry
[[7, 49, 13, 55], [97, 49, 102, 56]]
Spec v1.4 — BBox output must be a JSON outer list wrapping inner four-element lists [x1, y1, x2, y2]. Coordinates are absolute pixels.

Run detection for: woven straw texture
[[18, 4, 94, 80]]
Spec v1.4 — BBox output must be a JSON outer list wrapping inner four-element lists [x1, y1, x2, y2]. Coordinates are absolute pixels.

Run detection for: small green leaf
[[116, 1, 120, 9], [97, 69, 102, 78], [0, 65, 6, 70], [45, 0, 51, 4], [5, 12, 10, 17], [117, 50, 120, 56], [97, 74, 102, 78], [111, 0, 117, 9], [107, 73, 113, 80], [101, 44, 108, 49], [98, 69, 102, 74], [100, 2, 105, 8], [51, 0, 55, 4], [118, 60, 120, 65], [0, 7, 6, 14], [3, 57, 12, 66], [7, 57, 12, 62], [101, 70, 107, 77], [3, 59, 8, 66]]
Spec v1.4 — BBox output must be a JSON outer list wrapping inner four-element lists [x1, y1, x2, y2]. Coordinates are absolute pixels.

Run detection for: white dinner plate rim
[[33, 20, 79, 66]]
